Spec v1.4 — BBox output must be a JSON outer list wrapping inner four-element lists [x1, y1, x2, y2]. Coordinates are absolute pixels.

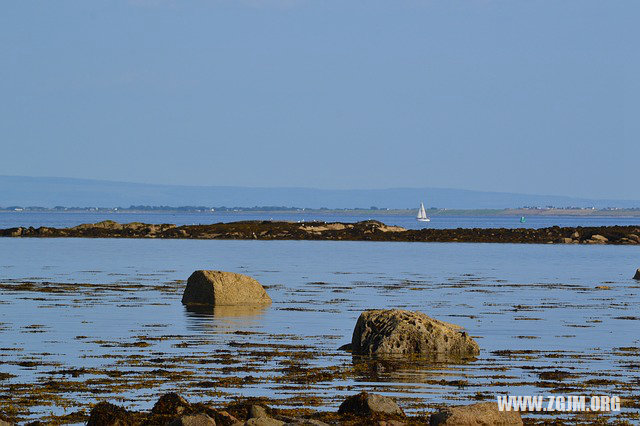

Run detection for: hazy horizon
[[2, 1, 638, 200], [4, 174, 640, 202], [1, 175, 638, 210]]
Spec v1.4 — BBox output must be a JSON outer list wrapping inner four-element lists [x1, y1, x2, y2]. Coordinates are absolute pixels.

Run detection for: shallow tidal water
[[1, 238, 639, 423]]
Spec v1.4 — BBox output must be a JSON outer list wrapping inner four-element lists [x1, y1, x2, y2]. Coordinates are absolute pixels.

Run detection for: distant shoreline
[[2, 207, 640, 217], [2, 219, 639, 245]]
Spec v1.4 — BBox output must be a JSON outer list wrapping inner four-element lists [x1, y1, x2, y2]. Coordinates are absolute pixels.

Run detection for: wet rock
[[243, 404, 283, 426], [87, 401, 134, 426], [558, 237, 573, 244], [248, 405, 268, 419], [245, 418, 284, 426], [215, 410, 241, 426], [0, 417, 13, 426], [182, 270, 272, 306], [429, 402, 522, 425], [337, 343, 353, 351], [634, 269, 640, 280], [169, 413, 217, 426], [338, 391, 404, 417], [73, 220, 124, 231], [151, 393, 191, 415], [351, 309, 479, 360], [284, 420, 329, 426], [590, 234, 608, 242], [9, 227, 23, 237], [628, 234, 640, 243]]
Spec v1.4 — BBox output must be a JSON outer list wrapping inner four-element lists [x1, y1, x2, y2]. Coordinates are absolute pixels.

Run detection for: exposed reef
[[2, 220, 640, 245]]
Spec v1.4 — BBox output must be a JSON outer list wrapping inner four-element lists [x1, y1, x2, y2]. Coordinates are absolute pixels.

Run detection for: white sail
[[417, 202, 430, 221], [417, 202, 426, 219]]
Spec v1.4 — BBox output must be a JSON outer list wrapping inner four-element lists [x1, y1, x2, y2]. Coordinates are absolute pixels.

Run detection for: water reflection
[[351, 354, 477, 382], [183, 304, 269, 331]]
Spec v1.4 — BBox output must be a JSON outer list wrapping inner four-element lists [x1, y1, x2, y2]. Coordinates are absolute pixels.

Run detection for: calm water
[[1, 237, 639, 422], [1, 211, 640, 230]]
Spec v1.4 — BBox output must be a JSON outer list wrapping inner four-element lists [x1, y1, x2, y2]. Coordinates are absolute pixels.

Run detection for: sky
[[1, 0, 638, 200]]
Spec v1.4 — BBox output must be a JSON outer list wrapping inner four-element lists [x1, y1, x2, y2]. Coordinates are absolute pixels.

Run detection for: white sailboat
[[417, 202, 430, 222]]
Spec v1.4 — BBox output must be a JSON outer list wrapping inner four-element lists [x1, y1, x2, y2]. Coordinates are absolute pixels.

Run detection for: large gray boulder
[[351, 309, 479, 360], [182, 270, 272, 306], [429, 402, 522, 425], [338, 391, 404, 417]]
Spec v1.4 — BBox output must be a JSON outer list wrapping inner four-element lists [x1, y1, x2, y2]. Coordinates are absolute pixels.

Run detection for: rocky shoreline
[[1, 390, 524, 426], [75, 391, 523, 426], [1, 219, 640, 245]]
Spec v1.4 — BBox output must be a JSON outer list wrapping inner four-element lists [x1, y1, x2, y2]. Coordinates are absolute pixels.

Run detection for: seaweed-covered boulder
[[430, 402, 523, 425], [338, 391, 404, 417], [351, 309, 479, 360], [151, 393, 191, 416], [634, 268, 640, 280], [181, 270, 272, 306], [87, 401, 134, 426]]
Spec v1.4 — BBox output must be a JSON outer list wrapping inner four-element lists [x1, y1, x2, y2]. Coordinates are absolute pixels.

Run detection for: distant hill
[[1, 175, 638, 210]]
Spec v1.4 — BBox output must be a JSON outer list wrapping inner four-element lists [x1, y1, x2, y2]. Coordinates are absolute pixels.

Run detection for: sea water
[[0, 237, 639, 421]]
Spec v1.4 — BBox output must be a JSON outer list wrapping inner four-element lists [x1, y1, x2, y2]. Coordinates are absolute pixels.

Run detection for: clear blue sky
[[1, 1, 638, 199]]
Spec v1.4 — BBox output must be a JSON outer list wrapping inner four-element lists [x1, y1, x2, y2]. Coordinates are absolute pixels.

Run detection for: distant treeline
[[0, 205, 408, 212], [2, 205, 640, 215]]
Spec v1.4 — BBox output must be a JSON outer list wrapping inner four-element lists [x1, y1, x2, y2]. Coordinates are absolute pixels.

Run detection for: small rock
[[572, 231, 580, 239], [74, 220, 123, 231], [215, 410, 241, 426], [248, 405, 268, 419], [338, 391, 404, 417], [182, 270, 272, 306], [245, 418, 284, 426], [151, 393, 191, 415], [351, 309, 479, 360], [337, 343, 353, 351], [628, 234, 640, 243], [558, 237, 573, 244], [429, 402, 522, 425], [169, 413, 216, 426], [0, 417, 13, 426], [87, 401, 134, 426], [590, 234, 608, 242], [634, 269, 640, 280], [284, 420, 329, 426]]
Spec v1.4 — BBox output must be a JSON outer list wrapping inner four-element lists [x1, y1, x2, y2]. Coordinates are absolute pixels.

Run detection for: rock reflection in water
[[183, 304, 269, 331], [352, 354, 476, 384]]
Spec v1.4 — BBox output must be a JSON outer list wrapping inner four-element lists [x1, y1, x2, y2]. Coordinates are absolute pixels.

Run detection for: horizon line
[[2, 174, 639, 203]]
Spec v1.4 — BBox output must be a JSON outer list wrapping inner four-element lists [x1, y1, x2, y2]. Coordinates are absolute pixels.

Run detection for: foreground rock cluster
[[2, 219, 640, 245], [77, 391, 521, 426]]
